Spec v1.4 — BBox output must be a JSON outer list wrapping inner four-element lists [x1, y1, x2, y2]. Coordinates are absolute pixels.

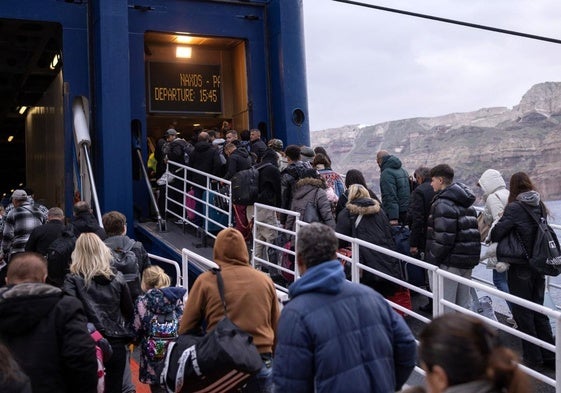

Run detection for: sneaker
[[174, 219, 186, 225], [506, 317, 517, 329]]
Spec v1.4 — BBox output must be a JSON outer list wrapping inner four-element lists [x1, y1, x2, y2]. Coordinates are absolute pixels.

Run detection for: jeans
[[493, 269, 513, 312], [242, 354, 273, 393]]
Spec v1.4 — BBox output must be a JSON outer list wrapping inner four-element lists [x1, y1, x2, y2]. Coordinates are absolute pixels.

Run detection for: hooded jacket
[[285, 177, 335, 231], [426, 183, 481, 268], [178, 228, 279, 354], [133, 286, 187, 384], [336, 197, 404, 293], [478, 169, 509, 224], [379, 155, 410, 221], [280, 161, 310, 223], [491, 191, 544, 265], [0, 283, 98, 393], [273, 260, 416, 393]]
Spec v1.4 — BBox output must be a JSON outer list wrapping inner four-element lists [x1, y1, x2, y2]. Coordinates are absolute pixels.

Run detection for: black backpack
[[518, 202, 561, 276], [46, 229, 76, 287], [108, 239, 142, 299], [230, 163, 272, 205]]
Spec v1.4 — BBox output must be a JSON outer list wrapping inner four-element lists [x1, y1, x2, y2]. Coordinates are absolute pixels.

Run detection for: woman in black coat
[[490, 172, 555, 369], [63, 233, 134, 393], [336, 184, 403, 297], [335, 169, 380, 221]]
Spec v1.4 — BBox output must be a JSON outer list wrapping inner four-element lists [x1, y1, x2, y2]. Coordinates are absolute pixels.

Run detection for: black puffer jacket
[[285, 178, 335, 231], [336, 198, 404, 294], [63, 271, 134, 339], [0, 283, 98, 393], [70, 212, 106, 240], [491, 191, 543, 265], [426, 183, 481, 268]]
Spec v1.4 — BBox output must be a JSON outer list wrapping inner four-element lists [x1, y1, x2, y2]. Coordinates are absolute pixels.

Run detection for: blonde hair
[[141, 265, 171, 292], [347, 184, 370, 202], [70, 233, 114, 285]]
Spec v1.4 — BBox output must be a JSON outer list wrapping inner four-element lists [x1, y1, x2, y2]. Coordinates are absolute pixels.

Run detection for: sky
[[302, 0, 561, 131]]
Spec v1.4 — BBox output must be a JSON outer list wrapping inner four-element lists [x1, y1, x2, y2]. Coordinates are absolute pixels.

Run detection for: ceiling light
[[176, 46, 192, 58], [193, 123, 201, 127], [50, 53, 60, 70], [176, 35, 193, 44], [18, 106, 27, 115], [7, 136, 14, 142]]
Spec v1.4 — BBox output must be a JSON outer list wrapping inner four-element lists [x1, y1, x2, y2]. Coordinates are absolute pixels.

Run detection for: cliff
[[311, 82, 561, 201]]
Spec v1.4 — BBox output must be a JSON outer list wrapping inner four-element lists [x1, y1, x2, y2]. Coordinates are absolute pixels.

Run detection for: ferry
[[1, 2, 560, 393]]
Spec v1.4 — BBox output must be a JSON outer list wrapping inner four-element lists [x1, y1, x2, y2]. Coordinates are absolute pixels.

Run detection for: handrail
[[72, 96, 102, 227], [164, 160, 233, 239], [251, 203, 561, 390], [136, 147, 166, 232], [147, 252, 181, 286]]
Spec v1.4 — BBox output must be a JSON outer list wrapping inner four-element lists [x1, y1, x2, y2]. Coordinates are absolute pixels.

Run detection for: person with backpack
[[224, 142, 253, 239], [490, 172, 555, 369], [102, 211, 150, 301], [133, 266, 186, 393], [279, 145, 310, 226]]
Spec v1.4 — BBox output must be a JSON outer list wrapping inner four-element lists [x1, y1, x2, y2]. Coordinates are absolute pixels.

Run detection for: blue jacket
[[273, 261, 416, 393]]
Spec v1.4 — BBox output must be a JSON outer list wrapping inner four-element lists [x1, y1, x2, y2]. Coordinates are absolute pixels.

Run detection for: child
[[133, 266, 186, 393]]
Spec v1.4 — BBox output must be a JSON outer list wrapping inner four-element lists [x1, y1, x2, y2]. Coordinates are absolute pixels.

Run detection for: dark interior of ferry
[[0, 18, 61, 199]]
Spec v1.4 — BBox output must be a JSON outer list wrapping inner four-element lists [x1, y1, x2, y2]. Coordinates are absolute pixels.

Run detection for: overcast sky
[[302, 0, 561, 131]]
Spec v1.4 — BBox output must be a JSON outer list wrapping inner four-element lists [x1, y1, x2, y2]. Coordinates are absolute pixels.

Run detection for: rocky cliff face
[[311, 82, 561, 201]]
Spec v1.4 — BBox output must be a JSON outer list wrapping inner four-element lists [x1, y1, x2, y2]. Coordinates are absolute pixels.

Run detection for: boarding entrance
[[144, 32, 249, 146]]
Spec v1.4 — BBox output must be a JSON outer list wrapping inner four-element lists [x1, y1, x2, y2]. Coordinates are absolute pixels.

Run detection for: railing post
[[557, 315, 561, 393], [351, 241, 360, 283], [434, 269, 444, 316]]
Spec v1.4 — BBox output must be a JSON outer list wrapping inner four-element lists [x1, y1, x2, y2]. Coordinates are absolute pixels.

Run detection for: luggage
[[386, 287, 412, 317], [203, 191, 229, 233]]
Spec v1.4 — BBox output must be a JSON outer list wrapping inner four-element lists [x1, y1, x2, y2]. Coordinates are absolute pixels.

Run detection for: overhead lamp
[[18, 106, 28, 115], [50, 53, 60, 70], [176, 35, 193, 44], [193, 123, 201, 127], [176, 46, 192, 58], [7, 135, 14, 142]]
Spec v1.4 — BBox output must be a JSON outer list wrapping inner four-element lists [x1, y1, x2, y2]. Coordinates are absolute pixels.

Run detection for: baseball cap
[[11, 189, 28, 200], [165, 128, 179, 137]]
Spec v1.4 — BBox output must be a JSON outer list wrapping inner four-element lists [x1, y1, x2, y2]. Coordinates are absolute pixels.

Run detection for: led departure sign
[[148, 62, 222, 114]]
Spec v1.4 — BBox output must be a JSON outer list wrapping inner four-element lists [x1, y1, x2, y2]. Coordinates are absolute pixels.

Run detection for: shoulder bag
[[161, 268, 263, 393]]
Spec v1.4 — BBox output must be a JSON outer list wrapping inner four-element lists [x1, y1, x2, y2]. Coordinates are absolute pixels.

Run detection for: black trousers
[[508, 264, 555, 364], [105, 339, 128, 393]]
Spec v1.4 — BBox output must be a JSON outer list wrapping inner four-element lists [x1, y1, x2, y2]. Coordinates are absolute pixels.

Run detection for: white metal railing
[[180, 247, 289, 304], [147, 252, 182, 286], [164, 160, 233, 239], [250, 203, 561, 390]]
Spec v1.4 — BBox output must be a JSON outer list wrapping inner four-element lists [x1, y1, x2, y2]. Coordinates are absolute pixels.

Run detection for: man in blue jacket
[[273, 223, 416, 393]]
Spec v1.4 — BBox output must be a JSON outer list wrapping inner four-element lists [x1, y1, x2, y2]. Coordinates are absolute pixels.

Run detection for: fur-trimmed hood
[[346, 197, 381, 216], [293, 177, 325, 199]]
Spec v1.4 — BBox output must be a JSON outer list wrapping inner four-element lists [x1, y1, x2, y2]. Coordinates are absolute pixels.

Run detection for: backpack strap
[[211, 268, 228, 316], [517, 201, 545, 226]]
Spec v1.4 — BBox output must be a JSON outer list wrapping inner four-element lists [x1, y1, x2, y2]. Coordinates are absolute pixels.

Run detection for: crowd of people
[[0, 122, 554, 392]]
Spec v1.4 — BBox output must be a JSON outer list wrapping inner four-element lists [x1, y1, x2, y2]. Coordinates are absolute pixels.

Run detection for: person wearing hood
[[63, 233, 134, 393], [490, 172, 555, 369], [0, 252, 98, 393], [376, 150, 410, 225], [426, 164, 481, 310], [336, 184, 404, 298], [178, 228, 279, 392], [284, 168, 335, 231], [477, 169, 514, 322], [273, 223, 416, 393], [133, 266, 186, 393]]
